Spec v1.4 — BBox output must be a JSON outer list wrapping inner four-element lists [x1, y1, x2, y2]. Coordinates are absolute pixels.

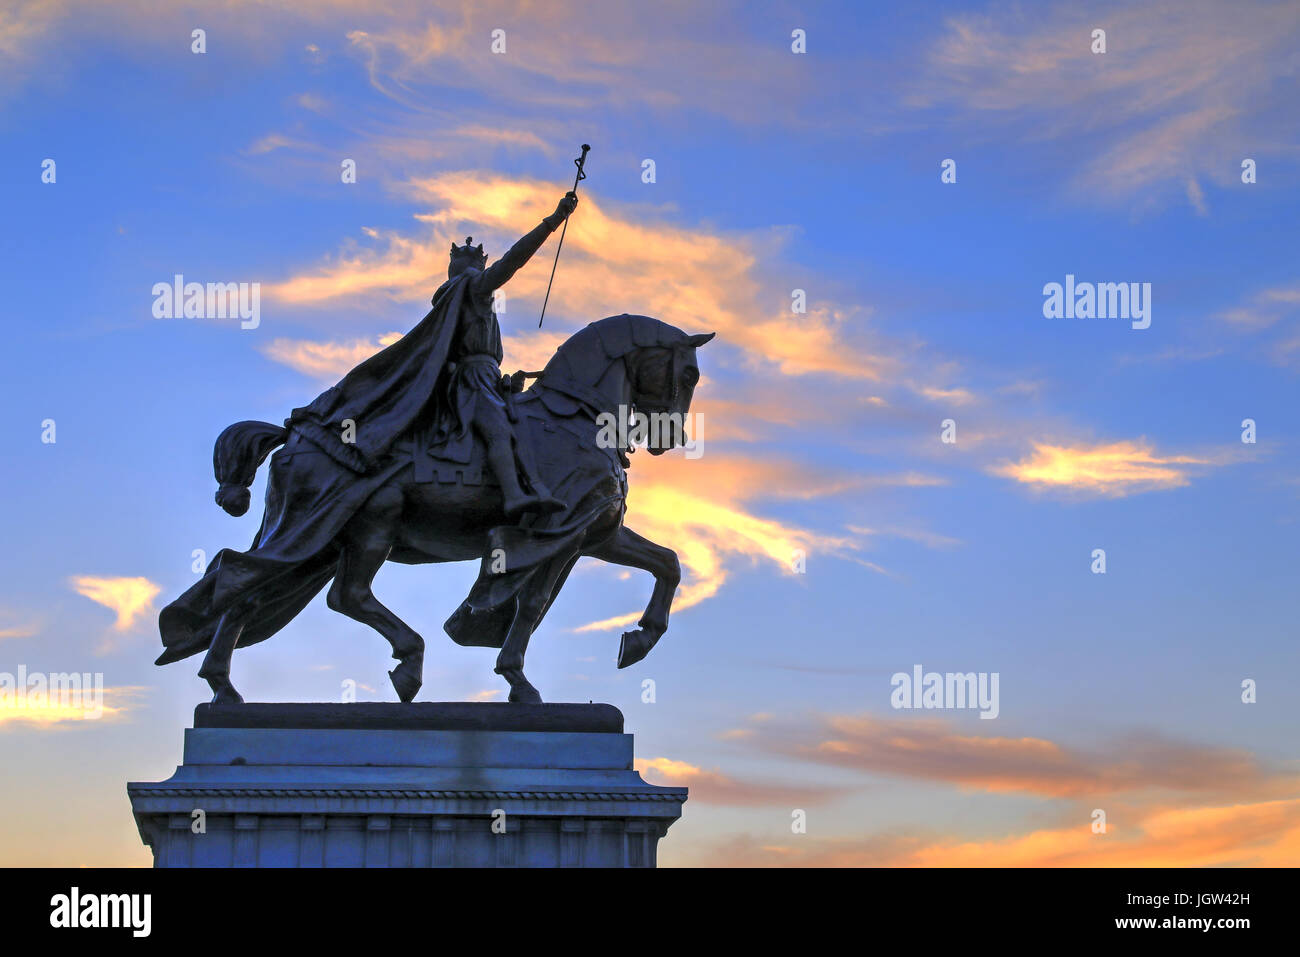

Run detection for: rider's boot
[[483, 434, 565, 520]]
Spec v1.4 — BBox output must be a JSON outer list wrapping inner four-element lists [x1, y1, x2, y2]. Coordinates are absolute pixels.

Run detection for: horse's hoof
[[508, 684, 543, 704], [389, 655, 423, 703], [617, 628, 661, 669], [498, 668, 543, 704], [206, 675, 245, 705]]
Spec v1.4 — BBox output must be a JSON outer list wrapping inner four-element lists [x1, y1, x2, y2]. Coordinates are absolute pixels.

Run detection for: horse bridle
[[627, 346, 680, 416]]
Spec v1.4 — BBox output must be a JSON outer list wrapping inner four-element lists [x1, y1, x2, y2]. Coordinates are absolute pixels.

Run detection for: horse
[[158, 314, 713, 705]]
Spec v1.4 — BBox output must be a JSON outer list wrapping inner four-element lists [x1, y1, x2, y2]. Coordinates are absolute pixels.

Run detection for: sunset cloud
[[263, 172, 902, 385], [69, 576, 161, 632], [0, 683, 146, 727], [770, 713, 1293, 801], [261, 332, 403, 379], [674, 712, 1300, 865], [636, 756, 843, 807], [575, 454, 910, 632], [990, 440, 1210, 497], [687, 797, 1300, 867], [916, 0, 1300, 206]]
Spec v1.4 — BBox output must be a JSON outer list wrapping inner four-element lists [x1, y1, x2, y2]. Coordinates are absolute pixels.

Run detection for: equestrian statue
[[156, 163, 714, 706]]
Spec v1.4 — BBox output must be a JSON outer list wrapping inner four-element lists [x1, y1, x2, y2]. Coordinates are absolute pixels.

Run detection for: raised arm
[[475, 193, 578, 294]]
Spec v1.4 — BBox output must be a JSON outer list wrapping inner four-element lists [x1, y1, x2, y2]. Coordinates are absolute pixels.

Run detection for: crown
[[450, 236, 486, 261]]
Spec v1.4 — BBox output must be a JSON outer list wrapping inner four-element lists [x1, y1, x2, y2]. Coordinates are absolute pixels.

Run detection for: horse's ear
[[685, 332, 715, 347], [449, 243, 458, 254]]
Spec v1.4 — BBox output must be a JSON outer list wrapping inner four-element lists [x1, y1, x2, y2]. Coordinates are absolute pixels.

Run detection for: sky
[[1, 0, 1298, 867]]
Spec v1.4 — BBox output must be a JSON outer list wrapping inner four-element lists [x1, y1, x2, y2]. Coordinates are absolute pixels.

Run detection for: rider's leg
[[471, 399, 564, 518]]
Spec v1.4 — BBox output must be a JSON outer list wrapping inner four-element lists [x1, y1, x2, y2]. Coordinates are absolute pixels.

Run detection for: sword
[[538, 143, 590, 328]]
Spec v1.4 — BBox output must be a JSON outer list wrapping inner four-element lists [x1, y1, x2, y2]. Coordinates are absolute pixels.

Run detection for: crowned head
[[448, 236, 488, 279]]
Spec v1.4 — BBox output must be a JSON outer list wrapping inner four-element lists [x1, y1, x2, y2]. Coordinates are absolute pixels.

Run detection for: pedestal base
[[127, 703, 686, 868]]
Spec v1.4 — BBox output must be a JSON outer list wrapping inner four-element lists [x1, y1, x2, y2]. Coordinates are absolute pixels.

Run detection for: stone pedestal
[[127, 703, 686, 868]]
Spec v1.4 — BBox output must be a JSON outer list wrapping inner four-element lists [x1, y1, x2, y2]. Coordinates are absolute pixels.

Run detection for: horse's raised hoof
[[206, 674, 245, 706], [498, 667, 543, 704], [389, 652, 423, 703], [617, 628, 661, 669]]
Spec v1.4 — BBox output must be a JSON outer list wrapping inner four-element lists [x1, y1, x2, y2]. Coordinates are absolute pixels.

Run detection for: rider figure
[[437, 192, 578, 518]]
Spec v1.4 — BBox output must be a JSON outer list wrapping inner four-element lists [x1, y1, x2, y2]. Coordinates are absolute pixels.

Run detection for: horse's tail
[[213, 420, 288, 516]]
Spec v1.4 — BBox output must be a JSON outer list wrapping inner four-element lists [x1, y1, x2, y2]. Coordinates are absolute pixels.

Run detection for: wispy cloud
[[264, 172, 907, 384], [1215, 281, 1300, 367], [675, 711, 1300, 865], [916, 0, 1300, 208], [261, 332, 403, 379], [69, 576, 161, 633], [575, 454, 934, 632], [0, 684, 147, 727], [847, 525, 962, 550], [636, 756, 844, 807], [0, 619, 40, 640], [771, 713, 1294, 801], [990, 440, 1212, 497], [685, 797, 1300, 866]]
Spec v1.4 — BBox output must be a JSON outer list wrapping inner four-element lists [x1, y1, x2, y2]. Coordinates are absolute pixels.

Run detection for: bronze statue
[[156, 185, 713, 706]]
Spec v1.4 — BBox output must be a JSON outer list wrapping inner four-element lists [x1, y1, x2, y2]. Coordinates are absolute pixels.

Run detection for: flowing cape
[[156, 277, 470, 665], [285, 273, 470, 472]]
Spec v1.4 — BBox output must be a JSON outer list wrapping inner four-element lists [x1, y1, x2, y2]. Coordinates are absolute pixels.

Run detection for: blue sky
[[2, 0, 1299, 865]]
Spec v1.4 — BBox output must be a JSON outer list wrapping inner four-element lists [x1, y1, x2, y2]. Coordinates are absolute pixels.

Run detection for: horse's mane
[[541, 314, 690, 383]]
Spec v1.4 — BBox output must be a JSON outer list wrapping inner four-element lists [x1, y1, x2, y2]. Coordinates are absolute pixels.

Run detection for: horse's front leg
[[495, 549, 580, 704], [586, 525, 681, 669]]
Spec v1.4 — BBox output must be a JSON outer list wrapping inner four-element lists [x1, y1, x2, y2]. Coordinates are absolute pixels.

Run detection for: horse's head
[[627, 331, 714, 454], [541, 315, 716, 454]]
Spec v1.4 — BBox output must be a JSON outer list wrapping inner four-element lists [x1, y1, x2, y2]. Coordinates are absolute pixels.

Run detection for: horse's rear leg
[[327, 486, 425, 702], [198, 609, 246, 705]]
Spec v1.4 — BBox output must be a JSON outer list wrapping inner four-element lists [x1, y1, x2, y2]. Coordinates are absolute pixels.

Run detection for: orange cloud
[[688, 797, 1300, 867], [261, 332, 403, 379], [0, 683, 145, 727], [69, 576, 161, 632], [674, 709, 1300, 866], [576, 453, 892, 632], [636, 756, 842, 807], [990, 440, 1210, 497], [766, 713, 1292, 802], [263, 172, 897, 384]]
